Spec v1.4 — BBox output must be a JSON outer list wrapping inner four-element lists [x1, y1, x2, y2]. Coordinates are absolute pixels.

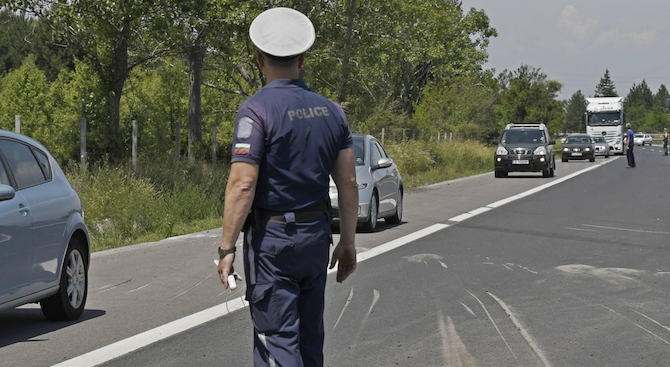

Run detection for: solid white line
[[449, 213, 473, 222], [51, 297, 249, 367], [487, 159, 615, 209], [352, 224, 450, 264], [56, 161, 610, 366]]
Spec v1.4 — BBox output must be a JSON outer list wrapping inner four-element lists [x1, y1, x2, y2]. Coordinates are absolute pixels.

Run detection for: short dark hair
[[261, 52, 301, 70]]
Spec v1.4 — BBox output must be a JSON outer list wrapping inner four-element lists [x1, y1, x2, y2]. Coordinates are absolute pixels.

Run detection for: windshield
[[635, 134, 643, 138], [592, 137, 605, 143], [353, 137, 365, 166], [566, 136, 591, 144], [501, 130, 545, 144], [588, 113, 621, 126]]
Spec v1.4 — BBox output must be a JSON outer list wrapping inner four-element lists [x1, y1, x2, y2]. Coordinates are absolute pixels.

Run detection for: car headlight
[[496, 146, 508, 155], [329, 185, 337, 194], [563, 148, 570, 152], [584, 147, 591, 152], [533, 146, 547, 155], [358, 183, 368, 190]]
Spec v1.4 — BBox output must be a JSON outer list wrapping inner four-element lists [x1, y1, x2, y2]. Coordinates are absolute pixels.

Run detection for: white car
[[634, 133, 652, 146]]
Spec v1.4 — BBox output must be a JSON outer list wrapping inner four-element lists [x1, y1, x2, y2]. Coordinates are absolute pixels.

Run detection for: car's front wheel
[[41, 238, 88, 321], [361, 192, 378, 232], [386, 190, 403, 225], [494, 170, 508, 178]]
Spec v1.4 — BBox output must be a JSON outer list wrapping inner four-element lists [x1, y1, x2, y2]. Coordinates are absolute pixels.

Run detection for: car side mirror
[[549, 140, 556, 145], [375, 158, 393, 169], [0, 184, 16, 202]]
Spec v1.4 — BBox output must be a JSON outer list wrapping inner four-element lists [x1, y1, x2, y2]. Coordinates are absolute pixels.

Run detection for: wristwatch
[[218, 246, 236, 257]]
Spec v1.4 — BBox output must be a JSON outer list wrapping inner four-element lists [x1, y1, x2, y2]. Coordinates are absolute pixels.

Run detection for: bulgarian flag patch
[[234, 143, 250, 154]]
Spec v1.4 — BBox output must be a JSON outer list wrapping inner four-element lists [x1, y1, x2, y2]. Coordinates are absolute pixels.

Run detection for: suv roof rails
[[505, 123, 546, 131]]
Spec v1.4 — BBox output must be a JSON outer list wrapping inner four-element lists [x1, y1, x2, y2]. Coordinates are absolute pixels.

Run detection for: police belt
[[257, 201, 329, 223]]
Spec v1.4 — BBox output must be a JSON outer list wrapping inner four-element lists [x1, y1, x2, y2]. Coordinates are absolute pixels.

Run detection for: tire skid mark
[[439, 313, 476, 367], [601, 305, 670, 346], [630, 308, 670, 333], [467, 290, 520, 365], [354, 289, 380, 342], [487, 292, 552, 367], [124, 284, 149, 295], [460, 302, 477, 319], [97, 279, 133, 294], [513, 264, 538, 275], [169, 274, 213, 301], [333, 287, 354, 332]]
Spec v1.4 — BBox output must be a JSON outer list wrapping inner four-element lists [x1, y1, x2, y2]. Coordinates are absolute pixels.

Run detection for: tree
[[6, 0, 168, 160], [594, 69, 617, 97], [626, 79, 653, 110], [496, 64, 564, 135], [564, 90, 587, 133], [653, 84, 670, 109]]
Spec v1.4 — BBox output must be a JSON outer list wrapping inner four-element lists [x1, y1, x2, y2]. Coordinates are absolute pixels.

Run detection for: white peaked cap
[[249, 7, 315, 57]]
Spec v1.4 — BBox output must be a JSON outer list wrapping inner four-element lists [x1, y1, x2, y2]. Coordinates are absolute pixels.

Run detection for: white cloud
[[558, 5, 597, 38]]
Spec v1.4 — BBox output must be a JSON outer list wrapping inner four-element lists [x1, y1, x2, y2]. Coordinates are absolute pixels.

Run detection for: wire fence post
[[132, 120, 138, 171], [381, 128, 385, 145], [80, 117, 87, 168], [212, 124, 217, 165], [175, 122, 181, 162], [15, 115, 21, 134]]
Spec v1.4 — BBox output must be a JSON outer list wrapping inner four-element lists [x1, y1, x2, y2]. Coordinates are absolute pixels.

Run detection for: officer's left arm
[[218, 161, 259, 288]]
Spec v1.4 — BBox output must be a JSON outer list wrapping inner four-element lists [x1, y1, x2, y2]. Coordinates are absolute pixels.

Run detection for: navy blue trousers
[[243, 215, 331, 367], [627, 145, 636, 167]]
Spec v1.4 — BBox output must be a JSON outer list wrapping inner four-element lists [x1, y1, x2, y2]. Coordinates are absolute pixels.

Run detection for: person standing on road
[[216, 7, 359, 367], [662, 128, 668, 156], [626, 123, 636, 167]]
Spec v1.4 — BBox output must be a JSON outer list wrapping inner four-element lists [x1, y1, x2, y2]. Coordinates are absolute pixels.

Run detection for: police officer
[[662, 128, 668, 156], [626, 123, 636, 167], [217, 7, 359, 367]]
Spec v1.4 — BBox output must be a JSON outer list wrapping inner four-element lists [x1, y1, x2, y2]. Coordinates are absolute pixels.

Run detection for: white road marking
[[460, 302, 477, 319], [368, 289, 380, 316], [488, 292, 552, 367], [566, 227, 597, 232], [169, 274, 213, 301], [600, 305, 670, 346], [630, 308, 670, 333], [581, 224, 670, 235], [124, 284, 149, 295], [467, 291, 520, 364], [57, 162, 611, 366], [51, 297, 249, 367], [332, 287, 354, 332]]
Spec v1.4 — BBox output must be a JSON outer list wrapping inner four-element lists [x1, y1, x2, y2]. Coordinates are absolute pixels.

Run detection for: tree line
[[564, 69, 670, 134], [0, 1, 667, 167]]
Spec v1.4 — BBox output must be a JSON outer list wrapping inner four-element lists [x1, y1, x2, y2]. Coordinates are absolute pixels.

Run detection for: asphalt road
[[2, 145, 670, 367]]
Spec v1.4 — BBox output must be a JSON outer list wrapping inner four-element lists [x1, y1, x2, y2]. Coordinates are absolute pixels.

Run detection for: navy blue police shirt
[[231, 78, 353, 212]]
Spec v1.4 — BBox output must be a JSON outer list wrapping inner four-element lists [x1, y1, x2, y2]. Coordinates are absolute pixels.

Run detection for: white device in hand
[[214, 259, 243, 290]]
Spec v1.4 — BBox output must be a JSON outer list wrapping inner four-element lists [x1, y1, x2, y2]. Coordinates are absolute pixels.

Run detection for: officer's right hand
[[329, 242, 356, 282]]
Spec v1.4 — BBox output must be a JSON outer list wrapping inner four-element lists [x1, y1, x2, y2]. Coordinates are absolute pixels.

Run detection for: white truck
[[584, 97, 626, 155]]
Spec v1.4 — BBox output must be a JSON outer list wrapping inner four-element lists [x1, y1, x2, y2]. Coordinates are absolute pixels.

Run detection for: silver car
[[329, 134, 403, 232], [591, 136, 610, 157], [0, 130, 90, 321]]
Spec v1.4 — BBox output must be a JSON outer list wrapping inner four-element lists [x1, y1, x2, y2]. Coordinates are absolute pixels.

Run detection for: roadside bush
[[66, 159, 229, 251], [384, 139, 494, 187]]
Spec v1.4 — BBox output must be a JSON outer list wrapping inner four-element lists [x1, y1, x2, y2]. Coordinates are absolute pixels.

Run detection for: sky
[[461, 0, 670, 100]]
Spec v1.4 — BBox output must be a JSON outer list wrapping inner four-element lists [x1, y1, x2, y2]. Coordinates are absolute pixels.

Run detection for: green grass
[[384, 139, 495, 188], [71, 140, 494, 252], [66, 159, 228, 252]]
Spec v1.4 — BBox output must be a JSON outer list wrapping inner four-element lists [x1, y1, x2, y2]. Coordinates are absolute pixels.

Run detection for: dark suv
[[494, 123, 556, 178]]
